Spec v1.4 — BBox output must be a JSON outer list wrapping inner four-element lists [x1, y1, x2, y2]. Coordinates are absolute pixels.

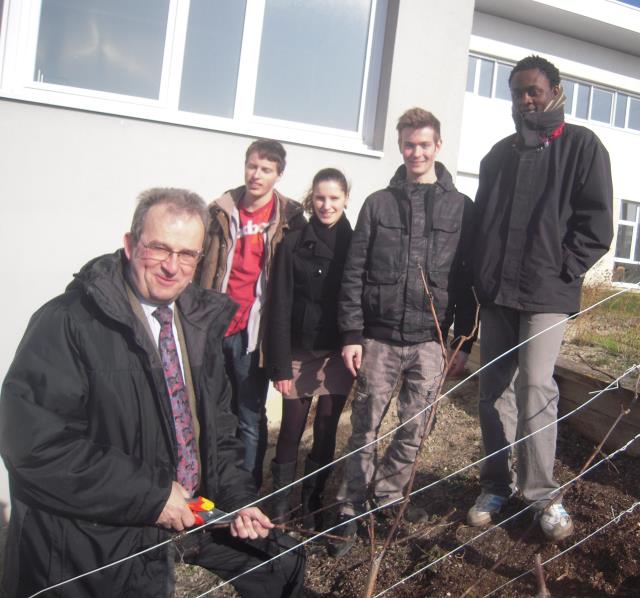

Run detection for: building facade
[[0, 0, 638, 512], [458, 0, 640, 285]]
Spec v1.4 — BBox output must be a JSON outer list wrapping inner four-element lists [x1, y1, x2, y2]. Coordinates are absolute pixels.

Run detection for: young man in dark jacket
[[197, 139, 306, 489], [330, 108, 476, 557], [467, 55, 613, 541], [0, 188, 304, 597]]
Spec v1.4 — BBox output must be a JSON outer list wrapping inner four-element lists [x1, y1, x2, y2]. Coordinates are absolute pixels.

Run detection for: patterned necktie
[[153, 306, 199, 495]]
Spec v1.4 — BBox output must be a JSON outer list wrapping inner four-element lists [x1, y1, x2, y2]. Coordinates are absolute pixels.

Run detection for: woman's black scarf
[[309, 213, 351, 259]]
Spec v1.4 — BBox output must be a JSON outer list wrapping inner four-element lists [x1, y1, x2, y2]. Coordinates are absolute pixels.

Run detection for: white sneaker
[[467, 493, 508, 527], [539, 502, 574, 541]]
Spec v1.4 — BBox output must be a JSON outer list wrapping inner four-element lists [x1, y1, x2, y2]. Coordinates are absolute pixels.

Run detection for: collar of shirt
[[140, 301, 186, 374]]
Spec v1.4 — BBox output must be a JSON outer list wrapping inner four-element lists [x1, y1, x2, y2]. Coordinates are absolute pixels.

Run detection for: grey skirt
[[283, 348, 354, 399]]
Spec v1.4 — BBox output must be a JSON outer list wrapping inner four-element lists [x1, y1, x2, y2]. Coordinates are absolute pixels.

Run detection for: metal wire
[[24, 282, 639, 597], [375, 430, 640, 597]]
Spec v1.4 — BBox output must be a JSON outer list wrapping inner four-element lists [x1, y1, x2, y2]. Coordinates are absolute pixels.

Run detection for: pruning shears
[[187, 496, 233, 526]]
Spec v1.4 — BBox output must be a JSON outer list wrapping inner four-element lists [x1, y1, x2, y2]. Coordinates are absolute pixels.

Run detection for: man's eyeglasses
[[141, 242, 203, 266]]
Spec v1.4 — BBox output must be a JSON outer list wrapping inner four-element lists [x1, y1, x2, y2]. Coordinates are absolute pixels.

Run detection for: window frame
[[0, 0, 387, 155], [466, 53, 640, 135], [614, 199, 640, 287]]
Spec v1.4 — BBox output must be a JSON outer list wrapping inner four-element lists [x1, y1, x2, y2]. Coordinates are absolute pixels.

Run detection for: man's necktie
[[153, 306, 199, 495]]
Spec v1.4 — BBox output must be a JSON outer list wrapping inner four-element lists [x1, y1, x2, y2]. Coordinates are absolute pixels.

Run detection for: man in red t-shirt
[[197, 140, 305, 488]]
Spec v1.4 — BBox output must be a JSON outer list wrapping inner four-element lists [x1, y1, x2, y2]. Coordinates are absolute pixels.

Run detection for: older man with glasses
[[0, 188, 304, 598]]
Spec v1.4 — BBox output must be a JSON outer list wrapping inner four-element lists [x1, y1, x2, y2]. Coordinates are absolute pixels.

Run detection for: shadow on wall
[[0, 501, 7, 526]]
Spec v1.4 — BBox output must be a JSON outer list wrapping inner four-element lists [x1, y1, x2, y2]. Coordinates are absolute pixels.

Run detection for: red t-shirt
[[225, 197, 275, 336]]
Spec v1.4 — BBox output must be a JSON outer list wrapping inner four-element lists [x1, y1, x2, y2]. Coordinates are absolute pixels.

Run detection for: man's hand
[[156, 481, 195, 531], [230, 507, 274, 540], [342, 344, 363, 377], [447, 350, 469, 379], [274, 379, 292, 396]]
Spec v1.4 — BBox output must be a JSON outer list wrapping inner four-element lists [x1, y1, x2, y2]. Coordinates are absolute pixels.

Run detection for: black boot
[[269, 460, 297, 523], [301, 456, 331, 531]]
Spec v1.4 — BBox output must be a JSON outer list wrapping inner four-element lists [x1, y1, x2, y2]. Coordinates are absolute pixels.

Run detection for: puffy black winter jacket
[[474, 123, 613, 313], [339, 163, 476, 350], [0, 251, 255, 597]]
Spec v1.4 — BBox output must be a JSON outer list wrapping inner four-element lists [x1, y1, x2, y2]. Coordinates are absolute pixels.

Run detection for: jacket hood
[[69, 250, 236, 338], [388, 162, 456, 193]]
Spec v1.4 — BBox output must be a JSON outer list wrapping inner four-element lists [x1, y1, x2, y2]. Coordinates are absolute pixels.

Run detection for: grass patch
[[564, 283, 640, 376]]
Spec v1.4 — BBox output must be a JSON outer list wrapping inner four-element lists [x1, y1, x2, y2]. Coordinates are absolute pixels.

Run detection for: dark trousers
[[222, 330, 269, 488], [180, 529, 305, 598]]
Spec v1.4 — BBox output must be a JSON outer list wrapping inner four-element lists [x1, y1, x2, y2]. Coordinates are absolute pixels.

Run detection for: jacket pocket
[[427, 270, 450, 319], [363, 270, 403, 322], [370, 219, 405, 274], [431, 216, 461, 272]]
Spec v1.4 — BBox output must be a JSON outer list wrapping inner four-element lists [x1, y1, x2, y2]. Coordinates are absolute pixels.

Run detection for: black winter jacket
[[265, 215, 352, 380], [473, 123, 613, 313], [0, 251, 255, 598], [339, 163, 476, 351]]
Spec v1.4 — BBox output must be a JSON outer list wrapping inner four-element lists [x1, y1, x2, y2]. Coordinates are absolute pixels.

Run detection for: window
[[614, 200, 640, 285], [590, 88, 613, 124], [494, 63, 511, 100], [0, 0, 390, 153], [478, 58, 493, 98], [179, 0, 246, 118], [467, 55, 640, 134], [466, 56, 477, 92], [254, 0, 371, 131], [564, 80, 575, 115], [615, 93, 628, 128], [575, 83, 590, 119], [465, 55, 511, 101], [629, 97, 640, 131], [35, 0, 170, 98]]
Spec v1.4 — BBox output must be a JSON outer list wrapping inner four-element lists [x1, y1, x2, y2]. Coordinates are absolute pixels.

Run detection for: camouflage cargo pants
[[336, 338, 444, 515]]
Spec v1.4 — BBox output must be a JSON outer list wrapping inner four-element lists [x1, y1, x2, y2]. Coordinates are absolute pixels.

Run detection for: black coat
[[339, 163, 476, 350], [0, 251, 255, 597], [265, 215, 352, 380], [473, 123, 613, 313]]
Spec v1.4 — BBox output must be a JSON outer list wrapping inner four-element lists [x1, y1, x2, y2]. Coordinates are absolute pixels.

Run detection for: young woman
[[265, 168, 353, 529]]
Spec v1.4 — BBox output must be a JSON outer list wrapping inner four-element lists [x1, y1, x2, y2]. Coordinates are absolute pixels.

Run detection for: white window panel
[[0, 0, 388, 155], [562, 80, 575, 115], [629, 97, 640, 132], [179, 0, 246, 117], [615, 201, 640, 278], [575, 83, 590, 119], [616, 224, 634, 259], [478, 58, 493, 97], [34, 0, 170, 99], [614, 93, 628, 128], [254, 0, 371, 132], [466, 56, 477, 92], [590, 87, 613, 124], [494, 62, 511, 101]]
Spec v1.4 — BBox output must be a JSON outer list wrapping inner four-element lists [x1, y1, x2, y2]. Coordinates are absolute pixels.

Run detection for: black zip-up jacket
[[339, 163, 476, 351], [0, 251, 255, 597], [473, 123, 613, 313], [265, 215, 352, 380]]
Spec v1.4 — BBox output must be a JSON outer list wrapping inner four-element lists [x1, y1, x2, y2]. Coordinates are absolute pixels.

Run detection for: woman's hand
[[274, 379, 292, 396]]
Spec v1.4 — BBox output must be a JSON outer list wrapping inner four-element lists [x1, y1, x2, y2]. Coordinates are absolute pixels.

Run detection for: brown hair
[[302, 168, 349, 215], [129, 188, 208, 244], [245, 139, 287, 174], [396, 107, 441, 143]]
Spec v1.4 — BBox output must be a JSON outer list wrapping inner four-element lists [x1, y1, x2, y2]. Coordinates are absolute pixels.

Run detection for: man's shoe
[[328, 513, 358, 558], [467, 493, 507, 527], [374, 501, 430, 524], [539, 502, 574, 541]]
